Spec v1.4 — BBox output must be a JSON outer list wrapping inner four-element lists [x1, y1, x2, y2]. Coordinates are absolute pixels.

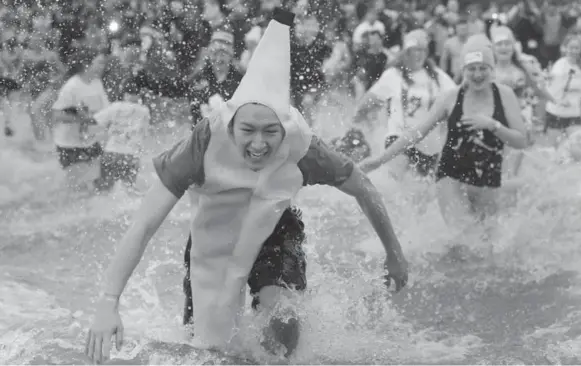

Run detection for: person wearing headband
[[359, 35, 528, 227], [84, 9, 408, 363], [354, 29, 456, 178]]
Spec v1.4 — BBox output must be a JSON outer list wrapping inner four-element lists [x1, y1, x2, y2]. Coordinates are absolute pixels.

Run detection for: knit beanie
[[461, 34, 495, 69]]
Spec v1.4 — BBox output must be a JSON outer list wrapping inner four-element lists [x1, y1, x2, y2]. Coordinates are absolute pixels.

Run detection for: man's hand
[[85, 296, 124, 364], [383, 255, 408, 292]]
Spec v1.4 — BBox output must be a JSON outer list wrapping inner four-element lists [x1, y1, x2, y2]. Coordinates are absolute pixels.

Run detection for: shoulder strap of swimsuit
[[448, 86, 465, 119], [491, 83, 508, 126]]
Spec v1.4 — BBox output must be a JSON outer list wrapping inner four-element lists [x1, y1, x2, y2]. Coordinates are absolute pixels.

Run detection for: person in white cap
[[84, 8, 408, 363], [354, 29, 456, 178], [359, 35, 528, 227]]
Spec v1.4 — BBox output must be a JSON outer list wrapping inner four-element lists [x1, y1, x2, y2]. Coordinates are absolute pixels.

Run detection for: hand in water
[[383, 255, 409, 292], [85, 298, 124, 364], [461, 114, 496, 131]]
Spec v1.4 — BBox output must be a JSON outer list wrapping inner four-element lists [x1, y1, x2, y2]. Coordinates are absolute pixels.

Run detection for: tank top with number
[[379, 67, 456, 155]]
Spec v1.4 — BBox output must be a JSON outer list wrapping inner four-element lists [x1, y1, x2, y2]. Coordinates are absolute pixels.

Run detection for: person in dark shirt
[[354, 30, 390, 92], [169, 2, 213, 75], [509, 2, 544, 63], [102, 36, 143, 102], [137, 29, 243, 126], [51, 5, 86, 64], [224, 0, 253, 59]]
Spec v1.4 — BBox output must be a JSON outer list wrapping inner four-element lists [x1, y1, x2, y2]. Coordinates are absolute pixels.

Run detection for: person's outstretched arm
[[85, 120, 209, 364], [337, 166, 408, 290], [358, 88, 455, 173], [85, 178, 179, 364], [100, 179, 179, 298], [299, 136, 408, 291]]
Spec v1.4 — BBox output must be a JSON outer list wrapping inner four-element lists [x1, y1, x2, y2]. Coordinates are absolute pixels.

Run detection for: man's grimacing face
[[231, 104, 285, 171]]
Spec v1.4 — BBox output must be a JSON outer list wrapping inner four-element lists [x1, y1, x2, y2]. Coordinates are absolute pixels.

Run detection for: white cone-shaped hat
[[221, 8, 295, 125]]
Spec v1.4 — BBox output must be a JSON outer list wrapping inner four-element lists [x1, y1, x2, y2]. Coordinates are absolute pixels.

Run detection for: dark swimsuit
[[436, 83, 509, 188]]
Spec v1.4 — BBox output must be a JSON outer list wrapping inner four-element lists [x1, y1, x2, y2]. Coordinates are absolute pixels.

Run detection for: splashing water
[[2, 103, 581, 365]]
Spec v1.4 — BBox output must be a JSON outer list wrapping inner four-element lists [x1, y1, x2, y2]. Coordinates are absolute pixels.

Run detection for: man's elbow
[[339, 166, 378, 199]]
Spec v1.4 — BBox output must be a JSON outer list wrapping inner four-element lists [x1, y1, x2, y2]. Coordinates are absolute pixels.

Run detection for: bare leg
[[257, 286, 300, 358], [437, 177, 474, 230], [467, 184, 499, 218]]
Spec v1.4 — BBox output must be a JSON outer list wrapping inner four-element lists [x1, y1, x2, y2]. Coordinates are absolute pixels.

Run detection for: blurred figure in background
[[51, 48, 109, 191], [351, 30, 391, 101], [137, 29, 242, 127], [291, 12, 331, 125], [93, 78, 150, 194], [544, 33, 581, 145], [440, 16, 470, 83], [239, 25, 262, 73], [355, 29, 456, 178], [103, 36, 144, 102]]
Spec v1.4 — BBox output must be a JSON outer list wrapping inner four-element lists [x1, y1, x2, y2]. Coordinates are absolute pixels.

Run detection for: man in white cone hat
[[84, 8, 408, 363]]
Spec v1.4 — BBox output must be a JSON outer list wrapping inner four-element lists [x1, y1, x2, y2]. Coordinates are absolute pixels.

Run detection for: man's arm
[[298, 136, 408, 290], [337, 167, 406, 264]]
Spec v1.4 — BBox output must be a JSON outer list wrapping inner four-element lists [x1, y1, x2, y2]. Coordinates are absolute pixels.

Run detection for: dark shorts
[[96, 151, 140, 191], [183, 206, 307, 325], [385, 135, 439, 177], [544, 112, 581, 131], [56, 143, 103, 169]]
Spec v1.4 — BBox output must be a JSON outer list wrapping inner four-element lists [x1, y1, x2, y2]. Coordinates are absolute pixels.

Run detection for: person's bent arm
[[86, 120, 208, 364], [493, 85, 528, 149], [298, 136, 408, 290], [521, 61, 557, 104], [337, 167, 406, 273], [100, 178, 179, 299], [86, 178, 179, 364], [358, 88, 454, 173]]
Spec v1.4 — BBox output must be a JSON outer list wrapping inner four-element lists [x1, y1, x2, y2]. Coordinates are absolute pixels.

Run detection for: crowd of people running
[[1, 0, 580, 190], [1, 0, 581, 362]]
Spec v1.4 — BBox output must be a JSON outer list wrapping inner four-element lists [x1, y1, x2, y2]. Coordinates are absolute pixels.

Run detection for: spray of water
[[2, 102, 581, 364]]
